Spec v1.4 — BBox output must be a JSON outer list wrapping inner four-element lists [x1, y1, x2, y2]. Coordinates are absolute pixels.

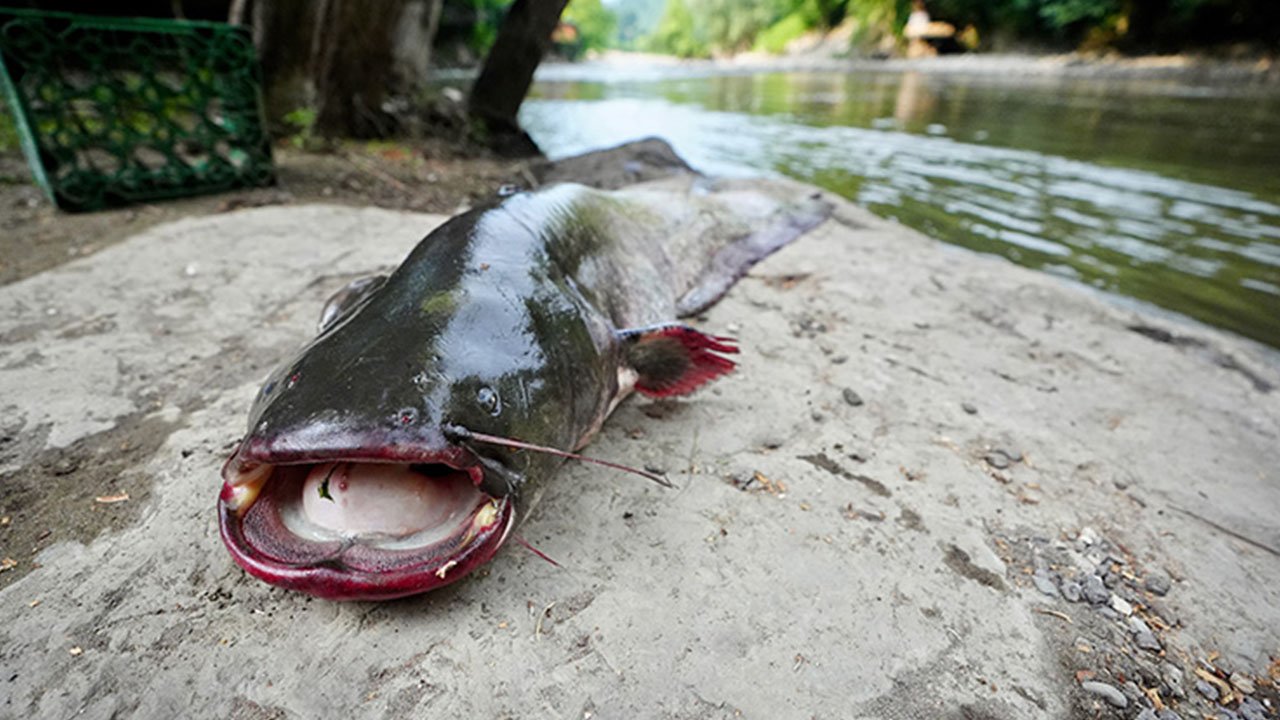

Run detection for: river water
[[520, 64, 1280, 349]]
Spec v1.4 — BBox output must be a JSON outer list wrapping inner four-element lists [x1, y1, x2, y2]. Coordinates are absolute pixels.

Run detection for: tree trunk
[[468, 0, 570, 156], [255, 0, 406, 138]]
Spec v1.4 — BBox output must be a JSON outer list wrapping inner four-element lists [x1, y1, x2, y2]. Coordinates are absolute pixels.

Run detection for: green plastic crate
[[0, 8, 274, 211]]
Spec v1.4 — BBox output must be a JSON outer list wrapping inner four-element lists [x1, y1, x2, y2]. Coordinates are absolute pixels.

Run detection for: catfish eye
[[477, 387, 501, 416]]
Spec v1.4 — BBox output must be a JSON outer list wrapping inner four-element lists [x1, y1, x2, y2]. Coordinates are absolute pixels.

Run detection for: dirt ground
[[1, 143, 1279, 719]]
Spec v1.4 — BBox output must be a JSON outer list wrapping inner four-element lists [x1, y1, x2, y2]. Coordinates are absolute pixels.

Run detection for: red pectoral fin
[[619, 324, 739, 398]]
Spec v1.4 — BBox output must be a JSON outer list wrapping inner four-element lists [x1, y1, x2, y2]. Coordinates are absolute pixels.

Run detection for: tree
[[468, 0, 571, 156], [255, 0, 445, 138]]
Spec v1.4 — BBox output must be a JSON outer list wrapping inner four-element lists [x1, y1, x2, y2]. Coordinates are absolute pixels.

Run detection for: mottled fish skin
[[219, 177, 831, 598]]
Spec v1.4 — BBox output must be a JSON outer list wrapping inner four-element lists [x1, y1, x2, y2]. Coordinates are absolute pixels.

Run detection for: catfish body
[[217, 177, 831, 600]]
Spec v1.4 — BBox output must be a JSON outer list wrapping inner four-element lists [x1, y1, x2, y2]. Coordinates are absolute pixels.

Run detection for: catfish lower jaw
[[218, 457, 513, 601]]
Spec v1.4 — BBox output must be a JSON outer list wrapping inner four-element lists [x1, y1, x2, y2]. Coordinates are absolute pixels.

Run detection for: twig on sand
[[1172, 506, 1280, 558], [1033, 607, 1072, 624]]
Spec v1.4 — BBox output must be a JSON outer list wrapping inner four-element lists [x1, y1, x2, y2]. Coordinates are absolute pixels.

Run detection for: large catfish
[[218, 176, 831, 600]]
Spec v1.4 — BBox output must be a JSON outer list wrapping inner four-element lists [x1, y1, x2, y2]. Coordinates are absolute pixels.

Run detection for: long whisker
[[445, 425, 673, 488]]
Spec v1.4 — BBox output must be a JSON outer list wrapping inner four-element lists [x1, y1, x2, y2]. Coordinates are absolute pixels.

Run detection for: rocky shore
[[1, 145, 1277, 718]]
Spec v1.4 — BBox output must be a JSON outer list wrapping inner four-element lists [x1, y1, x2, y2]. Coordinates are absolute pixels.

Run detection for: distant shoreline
[[529, 49, 1280, 85]]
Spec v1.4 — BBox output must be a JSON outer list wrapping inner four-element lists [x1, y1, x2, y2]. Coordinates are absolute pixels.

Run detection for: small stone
[[1082, 575, 1109, 604], [1061, 581, 1082, 602], [1128, 617, 1151, 635], [1136, 710, 1158, 720], [1080, 680, 1128, 709], [1162, 663, 1186, 699], [811, 410, 825, 422], [1239, 697, 1267, 720], [1032, 568, 1059, 597], [961, 402, 978, 414], [643, 463, 666, 475], [842, 388, 864, 407], [831, 355, 848, 365], [1195, 679, 1219, 701], [1110, 594, 1134, 616], [1078, 526, 1099, 546], [1145, 571, 1171, 596], [984, 452, 1010, 469], [1229, 671, 1256, 695], [1157, 711, 1182, 720], [1134, 630, 1161, 652]]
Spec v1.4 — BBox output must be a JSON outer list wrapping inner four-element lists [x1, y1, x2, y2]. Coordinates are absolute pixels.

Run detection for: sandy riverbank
[[0, 144, 1277, 718]]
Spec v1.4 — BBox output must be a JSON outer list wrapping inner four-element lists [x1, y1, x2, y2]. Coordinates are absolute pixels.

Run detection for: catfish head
[[217, 200, 619, 601]]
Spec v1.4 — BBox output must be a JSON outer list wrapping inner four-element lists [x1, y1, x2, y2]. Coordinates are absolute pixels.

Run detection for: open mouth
[[217, 446, 513, 601]]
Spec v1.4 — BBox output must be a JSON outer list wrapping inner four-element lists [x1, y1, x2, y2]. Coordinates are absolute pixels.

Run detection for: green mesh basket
[[0, 8, 275, 211]]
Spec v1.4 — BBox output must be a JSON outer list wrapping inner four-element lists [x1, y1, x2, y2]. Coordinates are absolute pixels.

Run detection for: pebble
[[1082, 575, 1109, 604], [1110, 594, 1134, 616], [1032, 568, 1059, 597], [1195, 679, 1220, 701], [1158, 711, 1183, 720], [1145, 571, 1172, 596], [1162, 663, 1186, 699], [961, 402, 978, 414], [1080, 680, 1128, 709], [1079, 527, 1099, 546], [1128, 617, 1151, 635], [1061, 581, 1082, 602], [842, 388, 864, 407], [1136, 711, 1158, 720], [811, 410, 825, 422], [1134, 630, 1161, 652], [984, 452, 1010, 469], [1239, 698, 1267, 720], [1230, 671, 1256, 695]]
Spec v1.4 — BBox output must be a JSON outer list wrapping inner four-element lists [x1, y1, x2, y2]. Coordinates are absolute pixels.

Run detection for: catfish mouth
[[217, 445, 513, 601]]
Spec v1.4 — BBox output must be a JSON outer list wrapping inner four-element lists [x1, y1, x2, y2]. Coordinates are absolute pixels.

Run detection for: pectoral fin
[[318, 275, 387, 333], [619, 324, 739, 397]]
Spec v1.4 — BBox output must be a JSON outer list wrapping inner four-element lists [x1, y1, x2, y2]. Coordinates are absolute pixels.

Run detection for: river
[[520, 62, 1280, 349]]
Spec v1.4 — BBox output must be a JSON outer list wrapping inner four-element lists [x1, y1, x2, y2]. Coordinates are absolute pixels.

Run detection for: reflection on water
[[520, 68, 1280, 348]]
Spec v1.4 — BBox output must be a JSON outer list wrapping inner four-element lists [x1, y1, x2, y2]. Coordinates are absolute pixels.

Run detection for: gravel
[[842, 388, 863, 406], [1134, 630, 1161, 652], [1196, 679, 1220, 701], [1032, 568, 1059, 597], [1082, 575, 1109, 604], [1230, 671, 1256, 695], [1145, 570, 1172, 596], [1080, 680, 1128, 708], [961, 402, 977, 414], [1061, 581, 1082, 602]]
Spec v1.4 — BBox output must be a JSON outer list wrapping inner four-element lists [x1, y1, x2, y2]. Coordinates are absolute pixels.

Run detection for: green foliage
[[645, 0, 708, 57], [564, 0, 618, 53], [613, 0, 666, 48], [1038, 0, 1122, 29], [0, 100, 19, 154], [283, 107, 317, 149], [641, 0, 1279, 55], [754, 12, 811, 53], [465, 0, 512, 54]]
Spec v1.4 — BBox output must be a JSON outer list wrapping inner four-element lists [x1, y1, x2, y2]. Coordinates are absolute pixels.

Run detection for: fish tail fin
[[619, 324, 739, 398]]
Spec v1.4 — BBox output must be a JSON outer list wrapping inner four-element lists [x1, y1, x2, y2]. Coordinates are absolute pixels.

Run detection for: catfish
[[218, 177, 831, 600]]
